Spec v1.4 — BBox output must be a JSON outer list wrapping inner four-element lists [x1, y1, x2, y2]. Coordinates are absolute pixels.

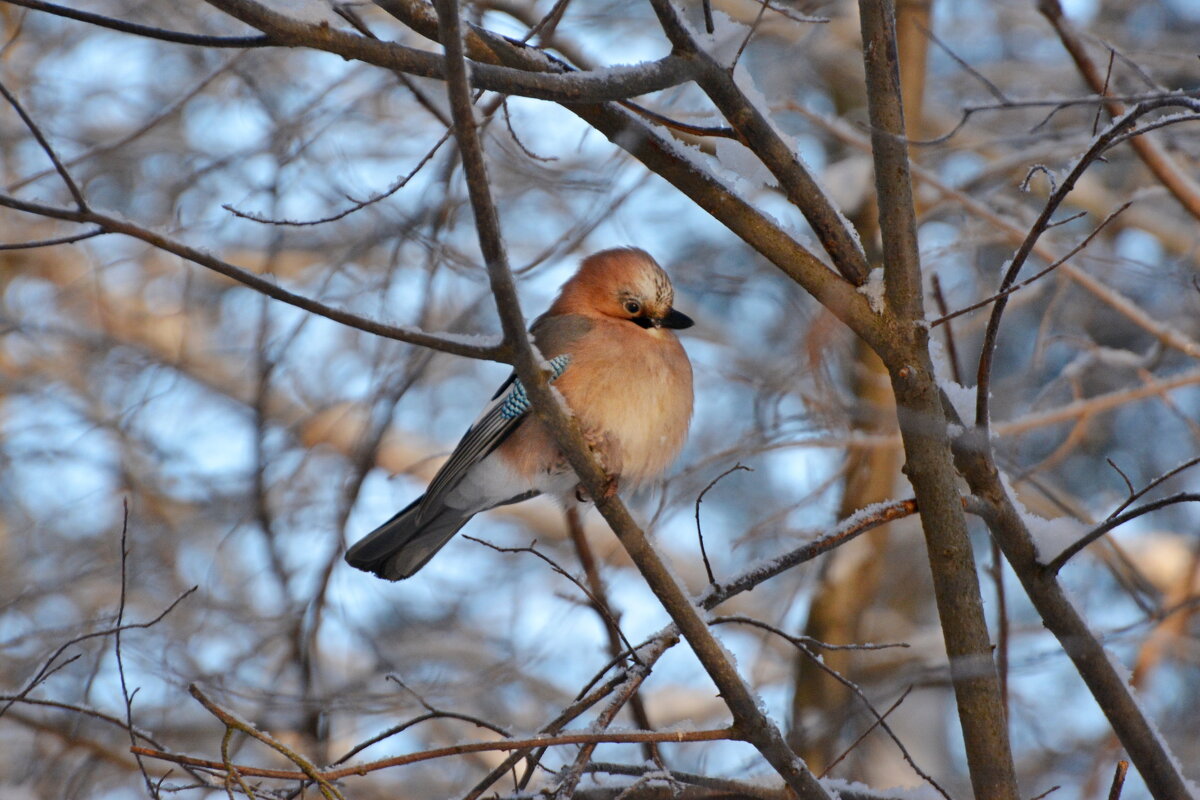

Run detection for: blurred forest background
[[1, 1, 1198, 799]]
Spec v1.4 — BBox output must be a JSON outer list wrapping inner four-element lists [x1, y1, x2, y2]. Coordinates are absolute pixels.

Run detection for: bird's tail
[[344, 496, 473, 581]]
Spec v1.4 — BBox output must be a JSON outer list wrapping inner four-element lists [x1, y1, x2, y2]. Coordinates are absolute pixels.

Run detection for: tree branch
[[433, 0, 831, 795], [202, 0, 700, 103], [944, 397, 1194, 800], [130, 727, 740, 782], [646, 0, 871, 286], [1038, 0, 1200, 222], [1046, 492, 1200, 575], [376, 0, 881, 352], [858, 2, 1018, 797], [1, 0, 272, 47], [0, 193, 509, 362], [974, 97, 1200, 429]]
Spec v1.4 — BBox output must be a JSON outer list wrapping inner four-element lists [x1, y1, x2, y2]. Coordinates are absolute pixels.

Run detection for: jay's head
[[551, 247, 694, 331]]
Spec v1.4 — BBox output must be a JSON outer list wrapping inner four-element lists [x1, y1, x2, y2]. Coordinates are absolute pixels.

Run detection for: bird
[[345, 247, 695, 581]]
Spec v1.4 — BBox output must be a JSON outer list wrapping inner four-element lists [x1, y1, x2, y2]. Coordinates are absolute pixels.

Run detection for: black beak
[[659, 307, 694, 330]]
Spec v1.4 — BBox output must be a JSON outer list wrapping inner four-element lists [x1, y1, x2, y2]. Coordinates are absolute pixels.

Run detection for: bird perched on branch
[[345, 247, 695, 581]]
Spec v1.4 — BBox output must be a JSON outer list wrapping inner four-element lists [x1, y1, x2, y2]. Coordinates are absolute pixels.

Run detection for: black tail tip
[[344, 551, 398, 581]]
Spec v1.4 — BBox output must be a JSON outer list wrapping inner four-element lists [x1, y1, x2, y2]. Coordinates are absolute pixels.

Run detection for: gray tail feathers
[[344, 496, 474, 581]]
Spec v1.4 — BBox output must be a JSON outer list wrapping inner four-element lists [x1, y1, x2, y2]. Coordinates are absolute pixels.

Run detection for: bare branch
[[377, 0, 875, 342], [0, 78, 87, 210], [464, 534, 643, 663], [949, 411, 1195, 799], [859, 2, 1017, 794], [700, 497, 920, 607], [791, 101, 1200, 361], [434, 0, 833, 794], [932, 200, 1133, 327], [202, 0, 701, 103], [1108, 455, 1200, 520], [189, 684, 344, 799], [647, 0, 872, 287], [0, 193, 509, 362], [0, 228, 105, 249], [131, 726, 741, 782], [113, 502, 158, 798], [1038, 0, 1200, 222], [0, 584, 197, 722], [2, 0, 272, 47], [1107, 761, 1130, 800], [694, 463, 752, 586], [975, 97, 1200, 430], [1046, 492, 1200, 575]]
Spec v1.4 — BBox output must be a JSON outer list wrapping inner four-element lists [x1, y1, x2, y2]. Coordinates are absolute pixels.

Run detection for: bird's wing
[[419, 314, 592, 516]]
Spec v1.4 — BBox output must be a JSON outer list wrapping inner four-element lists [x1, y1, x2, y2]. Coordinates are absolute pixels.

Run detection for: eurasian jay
[[345, 247, 695, 581]]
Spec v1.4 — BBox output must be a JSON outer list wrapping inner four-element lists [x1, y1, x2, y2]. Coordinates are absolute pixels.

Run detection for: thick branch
[[376, 0, 882, 352], [858, 2, 1019, 798], [201, 0, 699, 103], [433, 1, 831, 795], [791, 103, 1200, 361], [646, 0, 871, 286], [951, 431, 1194, 800]]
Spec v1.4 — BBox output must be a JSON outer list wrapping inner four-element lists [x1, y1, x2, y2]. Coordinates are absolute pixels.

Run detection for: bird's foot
[[600, 476, 619, 500], [574, 476, 619, 503]]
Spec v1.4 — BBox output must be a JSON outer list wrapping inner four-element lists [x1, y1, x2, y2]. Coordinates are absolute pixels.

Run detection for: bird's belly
[[564, 349, 693, 484]]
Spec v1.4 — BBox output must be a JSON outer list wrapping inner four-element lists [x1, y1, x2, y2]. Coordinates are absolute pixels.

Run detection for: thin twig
[[333, 709, 512, 766], [1092, 49, 1115, 136], [1047, 492, 1200, 574], [222, 129, 455, 226], [543, 644, 669, 797], [710, 616, 909, 652], [790, 100, 1200, 360], [1107, 455, 1200, 521], [0, 586, 197, 721], [561, 506, 659, 763], [819, 686, 913, 779], [711, 617, 945, 798], [1107, 760, 1129, 800], [1039, 0, 1200, 223], [463, 535, 642, 663], [3, 0, 272, 46], [585, 762, 786, 800], [929, 274, 963, 385], [113, 501, 158, 798], [617, 102, 738, 139], [0, 228, 106, 249], [974, 97, 1200, 429], [131, 727, 741, 782], [458, 661, 661, 800], [694, 464, 751, 586], [0, 78, 87, 210], [728, 0, 768, 73], [914, 19, 1009, 104], [188, 684, 344, 800], [933, 200, 1133, 328], [1106, 458, 1137, 501], [699, 497, 920, 608], [0, 192, 509, 362]]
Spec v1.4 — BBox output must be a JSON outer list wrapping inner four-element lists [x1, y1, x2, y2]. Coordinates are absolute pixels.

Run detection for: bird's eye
[[624, 299, 641, 315]]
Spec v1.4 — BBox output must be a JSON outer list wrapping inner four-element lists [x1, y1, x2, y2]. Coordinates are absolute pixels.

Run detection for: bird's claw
[[574, 476, 619, 504], [600, 476, 619, 500]]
